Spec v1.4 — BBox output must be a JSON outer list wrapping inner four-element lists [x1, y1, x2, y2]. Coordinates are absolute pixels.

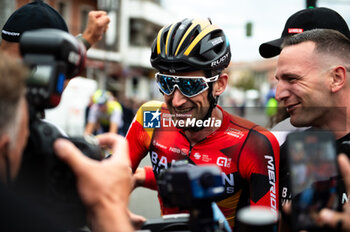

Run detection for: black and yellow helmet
[[150, 18, 231, 74]]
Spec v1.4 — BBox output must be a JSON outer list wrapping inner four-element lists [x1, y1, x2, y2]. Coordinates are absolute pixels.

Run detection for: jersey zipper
[[188, 145, 192, 158]]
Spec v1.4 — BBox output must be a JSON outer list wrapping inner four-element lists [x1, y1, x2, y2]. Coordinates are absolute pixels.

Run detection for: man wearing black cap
[[260, 8, 350, 147], [275, 28, 350, 232], [258, 6, 350, 202], [0, 0, 110, 57], [258, 7, 350, 231], [259, 7, 350, 59]]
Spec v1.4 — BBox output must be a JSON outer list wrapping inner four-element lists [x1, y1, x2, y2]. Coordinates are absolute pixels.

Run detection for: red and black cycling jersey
[[126, 101, 280, 229]]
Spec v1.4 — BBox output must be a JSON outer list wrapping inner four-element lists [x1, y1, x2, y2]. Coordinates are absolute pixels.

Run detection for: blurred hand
[[128, 209, 146, 229], [319, 154, 350, 231], [82, 11, 110, 46], [133, 167, 146, 189], [54, 133, 132, 232]]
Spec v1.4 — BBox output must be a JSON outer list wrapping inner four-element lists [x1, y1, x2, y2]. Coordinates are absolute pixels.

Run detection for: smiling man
[[126, 18, 280, 230], [274, 29, 350, 230]]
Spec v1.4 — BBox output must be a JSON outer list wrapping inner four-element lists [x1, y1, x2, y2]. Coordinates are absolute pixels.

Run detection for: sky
[[161, 0, 350, 62]]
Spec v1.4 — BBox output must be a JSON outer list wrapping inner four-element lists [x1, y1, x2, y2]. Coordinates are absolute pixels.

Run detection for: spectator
[[120, 97, 136, 136], [0, 51, 133, 232], [275, 28, 350, 231], [85, 89, 124, 135], [259, 7, 350, 141], [0, 0, 110, 57]]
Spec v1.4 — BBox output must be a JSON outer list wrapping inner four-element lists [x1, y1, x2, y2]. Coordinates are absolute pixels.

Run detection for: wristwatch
[[76, 33, 91, 50]]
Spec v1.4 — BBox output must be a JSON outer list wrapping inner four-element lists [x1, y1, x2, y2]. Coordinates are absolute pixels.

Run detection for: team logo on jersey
[[217, 157, 232, 167], [193, 153, 201, 160], [169, 147, 181, 154], [143, 110, 161, 128], [225, 128, 245, 139], [202, 154, 211, 162]]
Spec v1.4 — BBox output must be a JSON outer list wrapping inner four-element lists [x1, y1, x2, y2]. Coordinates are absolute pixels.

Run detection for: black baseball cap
[[1, 0, 68, 43], [259, 7, 350, 58]]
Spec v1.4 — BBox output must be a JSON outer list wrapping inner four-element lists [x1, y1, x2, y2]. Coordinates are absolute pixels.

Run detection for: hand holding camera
[[12, 28, 133, 231], [54, 133, 133, 232], [318, 154, 350, 232]]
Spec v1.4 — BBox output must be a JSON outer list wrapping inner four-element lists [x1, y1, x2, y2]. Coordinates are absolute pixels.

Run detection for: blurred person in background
[[119, 97, 137, 136], [264, 83, 278, 128], [85, 89, 124, 135]]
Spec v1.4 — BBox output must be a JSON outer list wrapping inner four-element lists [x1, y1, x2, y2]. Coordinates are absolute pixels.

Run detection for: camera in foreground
[[143, 162, 231, 232], [13, 29, 102, 230]]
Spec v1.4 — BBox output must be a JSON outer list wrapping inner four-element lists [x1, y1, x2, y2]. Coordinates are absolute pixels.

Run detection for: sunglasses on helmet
[[155, 73, 219, 98]]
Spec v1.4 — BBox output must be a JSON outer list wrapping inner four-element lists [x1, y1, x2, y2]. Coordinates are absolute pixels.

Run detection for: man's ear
[[330, 66, 346, 93], [213, 73, 228, 97]]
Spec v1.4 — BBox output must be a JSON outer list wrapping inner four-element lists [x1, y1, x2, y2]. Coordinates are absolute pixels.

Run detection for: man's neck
[[183, 107, 223, 146], [0, 41, 20, 58], [315, 106, 350, 139]]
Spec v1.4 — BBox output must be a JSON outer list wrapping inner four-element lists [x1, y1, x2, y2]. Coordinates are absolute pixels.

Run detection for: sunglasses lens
[[157, 74, 174, 95], [179, 79, 207, 97], [155, 74, 209, 97]]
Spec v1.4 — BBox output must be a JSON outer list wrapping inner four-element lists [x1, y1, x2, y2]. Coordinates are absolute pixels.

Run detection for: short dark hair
[[282, 29, 350, 65]]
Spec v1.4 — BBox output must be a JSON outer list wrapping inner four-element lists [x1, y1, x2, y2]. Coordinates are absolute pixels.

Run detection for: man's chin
[[290, 116, 310, 128]]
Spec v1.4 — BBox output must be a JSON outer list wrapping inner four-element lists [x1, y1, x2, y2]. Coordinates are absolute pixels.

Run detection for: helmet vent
[[167, 23, 181, 56], [150, 18, 231, 73]]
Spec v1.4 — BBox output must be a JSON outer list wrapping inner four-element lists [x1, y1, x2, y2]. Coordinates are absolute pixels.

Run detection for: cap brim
[[259, 38, 284, 58]]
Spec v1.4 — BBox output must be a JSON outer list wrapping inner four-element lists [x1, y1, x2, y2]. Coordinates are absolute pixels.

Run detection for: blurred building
[[1, 0, 174, 101], [226, 58, 277, 107]]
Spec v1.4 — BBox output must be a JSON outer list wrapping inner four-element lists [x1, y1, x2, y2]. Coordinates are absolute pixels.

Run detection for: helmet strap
[[188, 82, 218, 132]]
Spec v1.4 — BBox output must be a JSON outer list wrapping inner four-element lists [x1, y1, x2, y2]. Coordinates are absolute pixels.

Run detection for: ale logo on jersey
[[143, 110, 161, 128]]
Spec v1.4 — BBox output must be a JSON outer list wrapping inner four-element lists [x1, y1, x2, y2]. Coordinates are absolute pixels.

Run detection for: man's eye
[[288, 76, 299, 82]]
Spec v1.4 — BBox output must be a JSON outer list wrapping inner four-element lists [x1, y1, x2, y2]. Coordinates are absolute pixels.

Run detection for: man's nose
[[171, 88, 187, 108], [275, 82, 289, 102]]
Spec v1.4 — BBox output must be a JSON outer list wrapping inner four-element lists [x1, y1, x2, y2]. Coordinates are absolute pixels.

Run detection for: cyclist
[[126, 18, 280, 230], [85, 90, 123, 135]]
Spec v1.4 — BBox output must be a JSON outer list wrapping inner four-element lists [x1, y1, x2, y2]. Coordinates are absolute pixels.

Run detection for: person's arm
[[319, 154, 350, 231], [109, 122, 118, 134], [240, 127, 280, 214], [85, 104, 98, 135], [80, 11, 110, 49], [53, 133, 133, 232], [126, 101, 164, 189], [133, 166, 158, 190], [109, 105, 122, 134], [85, 122, 96, 135]]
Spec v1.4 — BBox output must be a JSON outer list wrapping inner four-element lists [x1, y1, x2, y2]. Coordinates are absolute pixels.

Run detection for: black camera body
[[142, 162, 230, 232], [13, 29, 99, 230], [21, 28, 85, 110], [157, 162, 225, 209]]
